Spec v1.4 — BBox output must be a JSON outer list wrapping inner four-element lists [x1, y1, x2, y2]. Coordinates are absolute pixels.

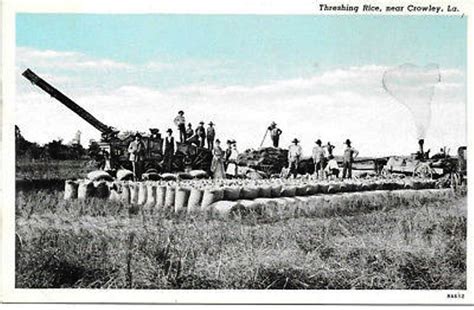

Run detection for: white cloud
[[16, 46, 133, 71], [15, 50, 466, 157]]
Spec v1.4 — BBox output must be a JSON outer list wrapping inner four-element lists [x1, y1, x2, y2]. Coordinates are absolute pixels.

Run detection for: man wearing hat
[[163, 129, 176, 172], [195, 121, 206, 147], [173, 110, 186, 143], [186, 123, 194, 141], [268, 121, 282, 148], [288, 138, 303, 178], [128, 133, 146, 180], [342, 139, 359, 179], [312, 139, 326, 179], [206, 121, 216, 150]]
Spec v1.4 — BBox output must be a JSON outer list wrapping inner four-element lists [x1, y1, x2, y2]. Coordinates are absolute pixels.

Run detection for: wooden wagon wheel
[[413, 162, 433, 179]]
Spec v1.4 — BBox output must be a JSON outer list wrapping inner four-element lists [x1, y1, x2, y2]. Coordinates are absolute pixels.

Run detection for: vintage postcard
[[1, 0, 473, 305]]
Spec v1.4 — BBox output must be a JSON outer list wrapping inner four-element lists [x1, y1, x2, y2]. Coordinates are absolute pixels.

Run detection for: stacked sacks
[[175, 186, 191, 212], [165, 185, 176, 209], [64, 180, 79, 200], [281, 185, 296, 197], [240, 186, 260, 200], [209, 201, 246, 219], [117, 169, 134, 181], [188, 187, 204, 212], [94, 181, 110, 199], [87, 170, 113, 182], [236, 147, 288, 174], [146, 183, 157, 206], [129, 183, 140, 204], [137, 182, 148, 205], [108, 182, 122, 202], [201, 187, 225, 211], [189, 170, 208, 179], [156, 185, 167, 208], [270, 184, 283, 198], [78, 180, 95, 199], [223, 186, 242, 201], [120, 182, 131, 203]]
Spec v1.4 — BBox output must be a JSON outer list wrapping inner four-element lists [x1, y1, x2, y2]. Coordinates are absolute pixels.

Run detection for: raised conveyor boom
[[22, 68, 112, 134]]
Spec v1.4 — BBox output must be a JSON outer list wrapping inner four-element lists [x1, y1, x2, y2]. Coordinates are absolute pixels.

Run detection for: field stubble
[[15, 186, 466, 289]]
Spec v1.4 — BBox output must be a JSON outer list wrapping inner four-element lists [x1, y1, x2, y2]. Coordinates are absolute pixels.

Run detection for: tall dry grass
[[15, 186, 466, 289]]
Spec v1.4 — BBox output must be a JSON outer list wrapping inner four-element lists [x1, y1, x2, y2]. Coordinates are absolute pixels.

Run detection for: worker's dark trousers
[[342, 161, 352, 179], [199, 136, 206, 148], [289, 160, 299, 178], [163, 153, 173, 172], [207, 137, 214, 150], [131, 161, 144, 181], [178, 124, 186, 143], [271, 136, 279, 148]]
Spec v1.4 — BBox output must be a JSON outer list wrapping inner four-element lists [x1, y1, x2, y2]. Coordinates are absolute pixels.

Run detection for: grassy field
[[16, 159, 93, 180], [15, 186, 466, 289]]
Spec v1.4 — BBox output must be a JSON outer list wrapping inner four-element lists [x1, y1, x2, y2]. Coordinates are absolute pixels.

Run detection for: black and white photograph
[[1, 0, 473, 305]]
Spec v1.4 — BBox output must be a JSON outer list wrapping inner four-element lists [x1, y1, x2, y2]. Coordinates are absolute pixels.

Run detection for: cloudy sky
[[15, 14, 466, 156]]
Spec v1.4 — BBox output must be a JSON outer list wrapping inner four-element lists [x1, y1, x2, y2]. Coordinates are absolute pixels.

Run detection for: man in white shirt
[[288, 138, 302, 178], [325, 155, 340, 180], [312, 139, 325, 179], [173, 110, 186, 143]]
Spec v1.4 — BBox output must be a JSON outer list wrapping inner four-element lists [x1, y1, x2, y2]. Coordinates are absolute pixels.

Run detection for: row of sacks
[[64, 177, 439, 210], [209, 188, 455, 219], [86, 169, 209, 182]]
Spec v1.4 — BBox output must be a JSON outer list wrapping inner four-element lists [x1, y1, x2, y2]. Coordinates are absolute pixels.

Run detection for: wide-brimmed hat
[[216, 139, 221, 143], [199, 121, 204, 124], [345, 139, 351, 145], [231, 139, 237, 144], [166, 128, 173, 133], [226, 139, 232, 144], [292, 138, 299, 144], [315, 139, 322, 145], [135, 133, 142, 139], [178, 110, 184, 115], [187, 122, 192, 126], [270, 121, 277, 126], [209, 121, 214, 125]]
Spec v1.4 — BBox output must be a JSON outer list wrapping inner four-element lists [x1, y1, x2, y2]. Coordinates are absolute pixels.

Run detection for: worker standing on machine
[[207, 121, 216, 150], [128, 133, 145, 181], [268, 121, 282, 148], [174, 110, 186, 143], [186, 123, 194, 141], [163, 129, 176, 172], [196, 121, 206, 148]]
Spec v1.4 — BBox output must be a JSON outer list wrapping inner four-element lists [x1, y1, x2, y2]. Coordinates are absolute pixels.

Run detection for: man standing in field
[[288, 138, 302, 178], [206, 122, 216, 150], [128, 133, 146, 181], [268, 121, 282, 148], [342, 139, 359, 179], [174, 110, 186, 143], [312, 139, 325, 179], [196, 121, 206, 148]]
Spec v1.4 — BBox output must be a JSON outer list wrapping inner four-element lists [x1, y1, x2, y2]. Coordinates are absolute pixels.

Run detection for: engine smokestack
[[418, 139, 424, 159]]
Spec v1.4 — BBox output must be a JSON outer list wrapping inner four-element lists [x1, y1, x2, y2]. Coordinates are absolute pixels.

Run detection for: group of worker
[[174, 110, 216, 150], [287, 138, 359, 180], [127, 110, 238, 180]]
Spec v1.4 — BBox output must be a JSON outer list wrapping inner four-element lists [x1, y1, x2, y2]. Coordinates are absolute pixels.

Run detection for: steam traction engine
[[22, 68, 212, 173]]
